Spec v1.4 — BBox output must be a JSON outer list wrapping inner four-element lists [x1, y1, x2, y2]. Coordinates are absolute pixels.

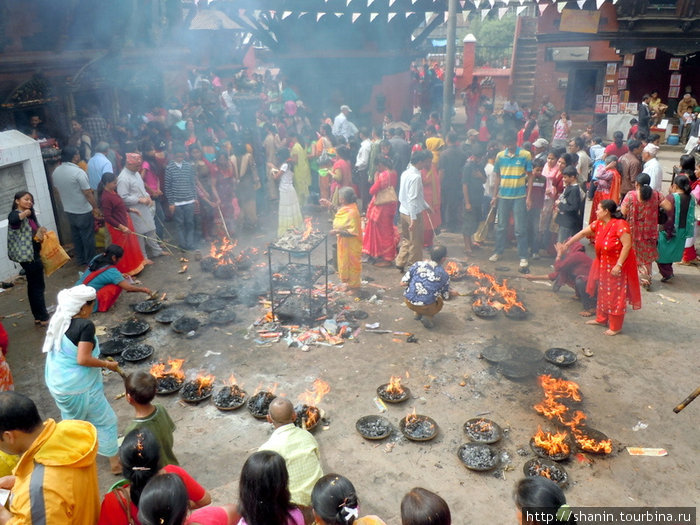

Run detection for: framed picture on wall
[[669, 86, 680, 98], [670, 74, 681, 87], [604, 96, 611, 103], [619, 103, 627, 112], [669, 58, 681, 71], [645, 47, 657, 60], [611, 95, 619, 104], [618, 79, 627, 90], [627, 103, 638, 112], [595, 103, 605, 114], [606, 63, 617, 75], [603, 103, 611, 113], [610, 104, 619, 114], [619, 67, 629, 79], [602, 87, 611, 96], [596, 94, 604, 103], [623, 54, 635, 66]]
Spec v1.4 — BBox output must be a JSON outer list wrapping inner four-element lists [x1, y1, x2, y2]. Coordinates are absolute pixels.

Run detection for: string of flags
[[205, 0, 617, 23]]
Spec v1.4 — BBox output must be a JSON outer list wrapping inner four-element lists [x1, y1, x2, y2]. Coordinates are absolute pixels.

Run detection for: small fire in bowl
[[444, 260, 466, 280], [377, 374, 411, 403], [467, 265, 527, 318], [150, 359, 185, 394], [214, 374, 247, 411], [400, 408, 438, 441], [248, 383, 279, 419], [531, 426, 571, 460], [296, 378, 331, 431], [181, 372, 215, 403]]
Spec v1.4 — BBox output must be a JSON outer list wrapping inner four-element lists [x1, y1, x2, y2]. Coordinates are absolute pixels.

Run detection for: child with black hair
[[555, 167, 582, 242], [124, 371, 179, 468], [514, 477, 575, 525]]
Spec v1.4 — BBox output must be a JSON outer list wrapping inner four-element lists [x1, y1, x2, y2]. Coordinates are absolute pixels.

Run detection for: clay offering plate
[[199, 298, 229, 313], [180, 380, 213, 404], [172, 317, 201, 334], [133, 300, 162, 314], [399, 414, 438, 441], [523, 458, 569, 488], [355, 415, 392, 440], [247, 391, 277, 419], [155, 376, 184, 395], [295, 404, 321, 431], [463, 418, 503, 444], [185, 293, 211, 306], [458, 442, 501, 471], [99, 339, 129, 356], [376, 383, 411, 404], [119, 318, 150, 337], [208, 308, 237, 325], [154, 306, 185, 324], [122, 344, 154, 362], [213, 385, 247, 411], [545, 348, 577, 367]]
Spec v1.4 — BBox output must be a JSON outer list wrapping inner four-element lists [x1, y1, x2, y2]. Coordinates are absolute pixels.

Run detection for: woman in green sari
[[657, 175, 695, 282]]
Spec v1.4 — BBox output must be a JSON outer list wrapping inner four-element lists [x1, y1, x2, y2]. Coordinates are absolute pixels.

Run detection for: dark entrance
[[566, 68, 602, 113]]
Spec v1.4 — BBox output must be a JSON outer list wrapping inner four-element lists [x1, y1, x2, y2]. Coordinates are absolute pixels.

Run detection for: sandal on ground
[[34, 320, 49, 327]]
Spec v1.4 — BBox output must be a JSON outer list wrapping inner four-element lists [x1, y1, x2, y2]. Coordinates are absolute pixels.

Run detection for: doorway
[[566, 67, 602, 113]]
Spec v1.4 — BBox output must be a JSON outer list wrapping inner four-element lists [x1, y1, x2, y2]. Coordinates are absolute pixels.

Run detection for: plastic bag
[[40, 231, 70, 276]]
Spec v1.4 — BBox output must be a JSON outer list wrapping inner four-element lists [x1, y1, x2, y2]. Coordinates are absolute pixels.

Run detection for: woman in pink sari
[[362, 156, 398, 266]]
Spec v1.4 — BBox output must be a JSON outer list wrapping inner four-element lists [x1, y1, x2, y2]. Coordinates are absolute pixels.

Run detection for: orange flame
[[386, 375, 405, 395], [224, 374, 239, 387], [444, 261, 461, 276], [533, 426, 570, 456], [194, 373, 215, 396], [300, 217, 314, 241], [572, 431, 613, 454], [404, 407, 418, 425], [209, 237, 237, 264], [150, 359, 185, 380], [467, 265, 525, 312], [298, 379, 331, 407]]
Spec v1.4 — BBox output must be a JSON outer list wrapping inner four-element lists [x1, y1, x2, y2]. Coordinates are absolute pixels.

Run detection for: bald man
[[258, 398, 323, 507]]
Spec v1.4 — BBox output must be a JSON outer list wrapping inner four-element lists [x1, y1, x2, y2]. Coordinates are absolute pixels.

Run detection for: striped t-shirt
[[494, 147, 532, 199]]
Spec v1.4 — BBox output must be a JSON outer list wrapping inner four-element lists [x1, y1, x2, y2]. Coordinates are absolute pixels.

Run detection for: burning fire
[[209, 237, 237, 264], [150, 359, 185, 380], [404, 407, 418, 425], [224, 374, 241, 387], [533, 375, 611, 455], [533, 426, 570, 456], [386, 375, 405, 395], [254, 382, 279, 395], [193, 373, 215, 396], [298, 378, 330, 428], [300, 217, 314, 241], [472, 419, 493, 433], [445, 260, 462, 277], [468, 265, 525, 312]]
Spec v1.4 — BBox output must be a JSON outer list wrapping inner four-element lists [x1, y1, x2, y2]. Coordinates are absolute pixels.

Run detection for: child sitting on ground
[[124, 371, 179, 468]]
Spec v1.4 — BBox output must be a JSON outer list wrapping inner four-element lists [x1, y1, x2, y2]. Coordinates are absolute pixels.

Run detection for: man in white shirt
[[568, 136, 591, 187], [395, 150, 432, 271], [642, 143, 663, 193], [354, 127, 373, 210], [332, 105, 358, 141]]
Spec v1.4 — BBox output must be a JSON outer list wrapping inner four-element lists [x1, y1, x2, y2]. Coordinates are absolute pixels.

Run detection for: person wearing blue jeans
[[165, 145, 197, 252], [173, 202, 195, 251], [488, 130, 533, 268]]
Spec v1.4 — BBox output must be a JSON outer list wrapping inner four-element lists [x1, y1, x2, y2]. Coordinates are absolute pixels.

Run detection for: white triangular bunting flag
[[462, 10, 471, 21], [519, 0, 526, 4], [460, 0, 466, 7], [596, 0, 605, 8], [538, 3, 547, 14], [473, 0, 481, 7], [411, 34, 416, 41], [577, 0, 586, 7], [389, 0, 396, 6], [347, 0, 352, 5], [370, 12, 378, 21], [498, 7, 508, 18], [388, 12, 397, 21], [299, 11, 307, 17], [282, 11, 292, 19], [253, 9, 261, 17], [405, 11, 414, 17], [335, 12, 343, 17], [352, 12, 361, 22], [367, 0, 375, 6], [425, 12, 433, 24], [612, 0, 619, 4], [412, 0, 417, 4], [444, 12, 449, 22], [317, 12, 324, 21], [516, 5, 527, 14], [481, 8, 490, 20], [489, 0, 495, 6], [557, 2, 566, 12]]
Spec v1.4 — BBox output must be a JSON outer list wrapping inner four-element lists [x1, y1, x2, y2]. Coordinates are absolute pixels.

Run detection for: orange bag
[[40, 231, 70, 276]]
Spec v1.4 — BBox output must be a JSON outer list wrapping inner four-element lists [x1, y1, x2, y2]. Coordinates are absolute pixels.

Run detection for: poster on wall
[[669, 87, 680, 98], [618, 79, 627, 90], [596, 95, 604, 103], [610, 104, 619, 114], [602, 87, 611, 96], [595, 102, 605, 114], [619, 103, 627, 112], [603, 103, 611, 113], [619, 67, 629, 79], [670, 73, 681, 87], [623, 54, 635, 67], [605, 63, 617, 75], [645, 47, 657, 60], [669, 58, 681, 70], [627, 103, 638, 112]]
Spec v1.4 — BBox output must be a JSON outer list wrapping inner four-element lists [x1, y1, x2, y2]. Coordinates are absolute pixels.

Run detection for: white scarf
[[42, 285, 96, 353]]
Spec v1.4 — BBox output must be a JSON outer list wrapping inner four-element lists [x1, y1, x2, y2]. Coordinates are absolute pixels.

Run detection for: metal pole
[[442, 0, 458, 133]]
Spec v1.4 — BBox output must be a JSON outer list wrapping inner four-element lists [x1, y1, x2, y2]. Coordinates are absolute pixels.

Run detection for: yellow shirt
[[259, 423, 323, 506]]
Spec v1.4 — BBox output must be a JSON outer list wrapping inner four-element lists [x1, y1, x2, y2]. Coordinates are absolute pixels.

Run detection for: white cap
[[340, 105, 352, 112]]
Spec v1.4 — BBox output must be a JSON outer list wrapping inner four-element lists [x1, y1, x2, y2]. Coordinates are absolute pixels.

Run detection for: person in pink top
[[137, 473, 237, 525]]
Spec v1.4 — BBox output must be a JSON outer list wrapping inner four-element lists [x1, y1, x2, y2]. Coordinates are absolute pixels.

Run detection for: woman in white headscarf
[[43, 285, 122, 473]]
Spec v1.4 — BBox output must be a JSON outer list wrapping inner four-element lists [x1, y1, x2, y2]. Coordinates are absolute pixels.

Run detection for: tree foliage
[[468, 15, 516, 67]]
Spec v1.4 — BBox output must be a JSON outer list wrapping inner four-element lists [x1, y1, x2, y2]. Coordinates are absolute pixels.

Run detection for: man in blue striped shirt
[[164, 145, 197, 251], [488, 130, 533, 269]]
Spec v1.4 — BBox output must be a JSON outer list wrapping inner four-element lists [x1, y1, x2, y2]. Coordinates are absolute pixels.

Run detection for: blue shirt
[[402, 260, 450, 305], [87, 152, 113, 190]]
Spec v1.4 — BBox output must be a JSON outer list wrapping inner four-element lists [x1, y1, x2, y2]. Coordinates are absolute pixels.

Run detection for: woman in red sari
[[362, 156, 398, 266], [620, 173, 672, 289], [588, 156, 621, 225], [329, 146, 355, 206], [564, 199, 641, 335], [98, 173, 147, 275]]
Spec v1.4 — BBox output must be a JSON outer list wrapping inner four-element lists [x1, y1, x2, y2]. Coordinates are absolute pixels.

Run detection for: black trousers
[[575, 275, 596, 311], [20, 259, 49, 321]]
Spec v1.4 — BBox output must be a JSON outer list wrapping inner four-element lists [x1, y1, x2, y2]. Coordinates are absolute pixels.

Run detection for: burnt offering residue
[[544, 348, 577, 367], [180, 375, 215, 404], [122, 344, 154, 362], [208, 308, 237, 325], [185, 293, 211, 306], [172, 317, 201, 334], [200, 257, 219, 273], [524, 458, 569, 488], [377, 378, 410, 403], [155, 376, 184, 395], [458, 443, 501, 471], [213, 385, 247, 410], [355, 415, 392, 440], [472, 298, 498, 319], [133, 300, 162, 314], [198, 298, 229, 313], [154, 307, 185, 324], [273, 218, 325, 252], [463, 418, 502, 444], [400, 413, 438, 441], [214, 264, 236, 280], [119, 318, 150, 337], [294, 404, 321, 431], [247, 391, 277, 419]]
